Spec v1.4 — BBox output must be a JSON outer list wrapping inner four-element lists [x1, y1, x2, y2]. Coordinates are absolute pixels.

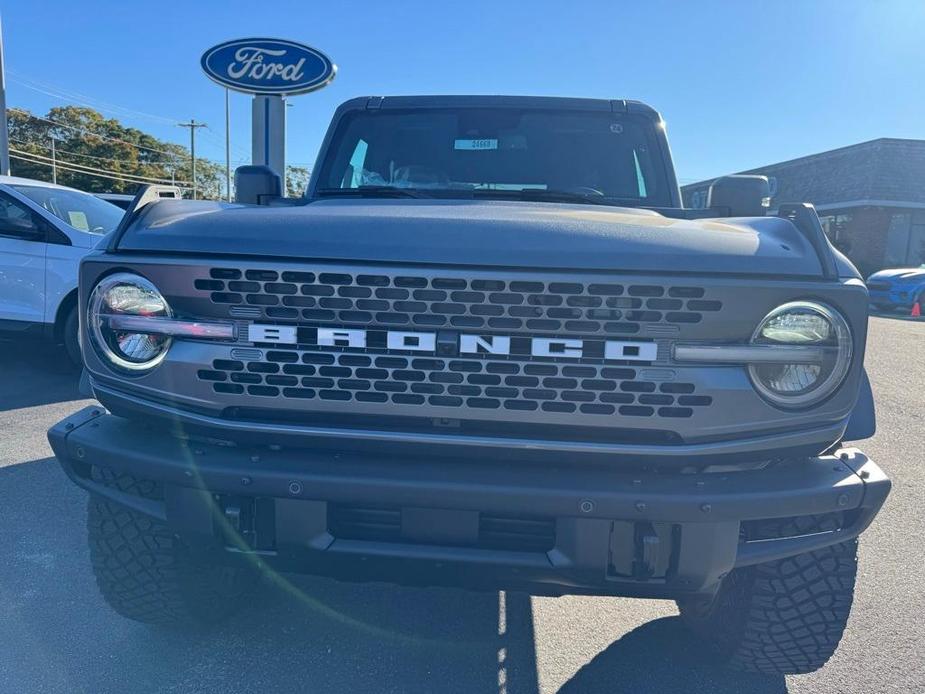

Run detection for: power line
[[11, 149, 187, 184], [8, 70, 251, 162], [200, 121, 250, 162], [13, 147, 185, 184], [12, 109, 253, 168], [11, 154, 192, 190], [11, 148, 192, 186], [6, 75, 315, 173], [11, 153, 193, 190], [13, 138, 186, 186], [10, 135, 248, 170], [8, 107, 185, 159], [7, 71, 179, 125], [10, 136, 172, 167]]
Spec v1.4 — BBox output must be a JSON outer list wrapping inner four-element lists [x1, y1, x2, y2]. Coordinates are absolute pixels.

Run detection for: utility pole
[[177, 119, 206, 199], [224, 89, 232, 201], [0, 15, 10, 175], [50, 136, 56, 184]]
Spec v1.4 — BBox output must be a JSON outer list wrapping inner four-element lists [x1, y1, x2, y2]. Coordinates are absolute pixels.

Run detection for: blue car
[[866, 266, 925, 311]]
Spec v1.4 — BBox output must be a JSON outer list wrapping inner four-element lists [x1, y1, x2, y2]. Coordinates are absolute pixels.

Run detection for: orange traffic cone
[[912, 301, 922, 318]]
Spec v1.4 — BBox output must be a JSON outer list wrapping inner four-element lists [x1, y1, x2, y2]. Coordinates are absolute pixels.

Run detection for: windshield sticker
[[67, 211, 90, 230], [454, 138, 498, 151]]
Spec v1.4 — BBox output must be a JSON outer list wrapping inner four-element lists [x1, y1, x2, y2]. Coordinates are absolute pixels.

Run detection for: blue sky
[[3, 0, 924, 183]]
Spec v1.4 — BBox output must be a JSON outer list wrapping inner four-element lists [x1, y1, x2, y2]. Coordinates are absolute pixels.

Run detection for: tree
[[7, 106, 224, 199]]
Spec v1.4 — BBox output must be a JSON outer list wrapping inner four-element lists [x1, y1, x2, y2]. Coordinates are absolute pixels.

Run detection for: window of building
[[820, 213, 852, 243], [688, 190, 708, 209], [885, 212, 925, 266], [909, 211, 925, 266], [885, 213, 911, 266]]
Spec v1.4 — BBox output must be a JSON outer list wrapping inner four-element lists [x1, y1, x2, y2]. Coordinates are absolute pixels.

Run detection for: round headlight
[[88, 273, 172, 372], [749, 301, 852, 408]]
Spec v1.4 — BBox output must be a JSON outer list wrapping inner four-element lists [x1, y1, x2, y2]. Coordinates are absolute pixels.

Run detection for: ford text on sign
[[201, 38, 336, 95]]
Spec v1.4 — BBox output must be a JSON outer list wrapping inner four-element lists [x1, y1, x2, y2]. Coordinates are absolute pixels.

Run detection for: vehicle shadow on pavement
[[220, 574, 544, 694], [0, 342, 82, 411], [0, 459, 540, 693], [558, 616, 787, 694], [1, 456, 781, 694]]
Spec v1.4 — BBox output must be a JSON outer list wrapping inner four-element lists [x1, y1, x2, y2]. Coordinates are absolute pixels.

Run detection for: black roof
[[338, 95, 660, 118]]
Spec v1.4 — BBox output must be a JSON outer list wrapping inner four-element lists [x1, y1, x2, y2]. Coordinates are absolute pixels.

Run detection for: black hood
[[116, 198, 824, 277]]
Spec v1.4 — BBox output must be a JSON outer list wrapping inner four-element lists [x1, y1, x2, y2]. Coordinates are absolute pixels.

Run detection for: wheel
[[87, 468, 256, 625], [676, 514, 857, 675], [62, 304, 82, 367]]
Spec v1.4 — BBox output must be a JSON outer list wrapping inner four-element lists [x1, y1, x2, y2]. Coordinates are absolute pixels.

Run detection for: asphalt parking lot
[[0, 316, 922, 694]]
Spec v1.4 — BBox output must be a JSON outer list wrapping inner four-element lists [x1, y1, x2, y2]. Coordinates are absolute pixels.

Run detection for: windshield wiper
[[315, 186, 429, 199], [316, 186, 639, 207], [471, 188, 617, 206]]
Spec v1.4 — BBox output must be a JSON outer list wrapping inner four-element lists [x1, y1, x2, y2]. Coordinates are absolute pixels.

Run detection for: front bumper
[[49, 406, 890, 598]]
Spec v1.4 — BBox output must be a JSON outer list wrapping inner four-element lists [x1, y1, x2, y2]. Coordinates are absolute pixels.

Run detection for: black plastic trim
[[47, 408, 890, 596], [90, 381, 850, 466]]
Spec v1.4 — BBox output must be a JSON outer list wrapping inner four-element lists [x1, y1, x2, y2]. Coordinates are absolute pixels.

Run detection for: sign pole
[[225, 88, 231, 201], [200, 38, 336, 199], [251, 95, 286, 191], [0, 15, 10, 176]]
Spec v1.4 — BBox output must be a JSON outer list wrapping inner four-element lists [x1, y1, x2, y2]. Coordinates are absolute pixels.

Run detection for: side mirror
[[234, 165, 282, 205], [0, 215, 43, 239], [706, 175, 770, 217]]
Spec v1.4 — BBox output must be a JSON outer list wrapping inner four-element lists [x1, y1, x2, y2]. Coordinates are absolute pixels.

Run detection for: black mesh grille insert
[[199, 352, 712, 419], [200, 269, 722, 336]]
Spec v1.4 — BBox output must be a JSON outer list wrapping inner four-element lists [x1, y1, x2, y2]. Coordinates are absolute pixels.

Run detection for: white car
[[0, 175, 125, 364]]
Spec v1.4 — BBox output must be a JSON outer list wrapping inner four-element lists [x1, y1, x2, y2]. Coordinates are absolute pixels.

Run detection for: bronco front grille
[[197, 350, 712, 419], [195, 268, 723, 337]]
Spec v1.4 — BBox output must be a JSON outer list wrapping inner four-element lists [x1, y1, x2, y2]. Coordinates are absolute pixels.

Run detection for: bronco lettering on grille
[[247, 324, 658, 362]]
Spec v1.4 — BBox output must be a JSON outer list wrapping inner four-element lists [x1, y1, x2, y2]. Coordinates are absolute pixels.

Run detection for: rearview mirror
[[234, 165, 282, 205], [706, 175, 770, 217]]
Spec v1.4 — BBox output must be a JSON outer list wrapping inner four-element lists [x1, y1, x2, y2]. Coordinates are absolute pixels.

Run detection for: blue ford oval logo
[[201, 38, 336, 95]]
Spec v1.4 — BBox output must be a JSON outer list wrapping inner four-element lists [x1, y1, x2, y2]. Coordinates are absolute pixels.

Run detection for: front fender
[[844, 369, 876, 441]]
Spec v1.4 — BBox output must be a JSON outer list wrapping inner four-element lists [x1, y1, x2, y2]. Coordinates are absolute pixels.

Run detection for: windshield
[[316, 108, 672, 206], [11, 184, 124, 235]]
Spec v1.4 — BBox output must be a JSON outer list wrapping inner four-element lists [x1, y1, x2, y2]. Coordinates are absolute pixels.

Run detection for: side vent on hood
[[777, 203, 838, 280]]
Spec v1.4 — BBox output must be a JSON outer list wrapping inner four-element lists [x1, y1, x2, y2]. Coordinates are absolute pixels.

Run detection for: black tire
[[676, 514, 858, 675], [62, 304, 82, 367], [87, 468, 256, 625]]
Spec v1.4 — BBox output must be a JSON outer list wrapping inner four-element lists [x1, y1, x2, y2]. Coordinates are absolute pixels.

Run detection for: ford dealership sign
[[201, 38, 336, 95]]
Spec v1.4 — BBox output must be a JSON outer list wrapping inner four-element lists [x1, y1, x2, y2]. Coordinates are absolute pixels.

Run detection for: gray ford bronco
[[50, 95, 890, 674]]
